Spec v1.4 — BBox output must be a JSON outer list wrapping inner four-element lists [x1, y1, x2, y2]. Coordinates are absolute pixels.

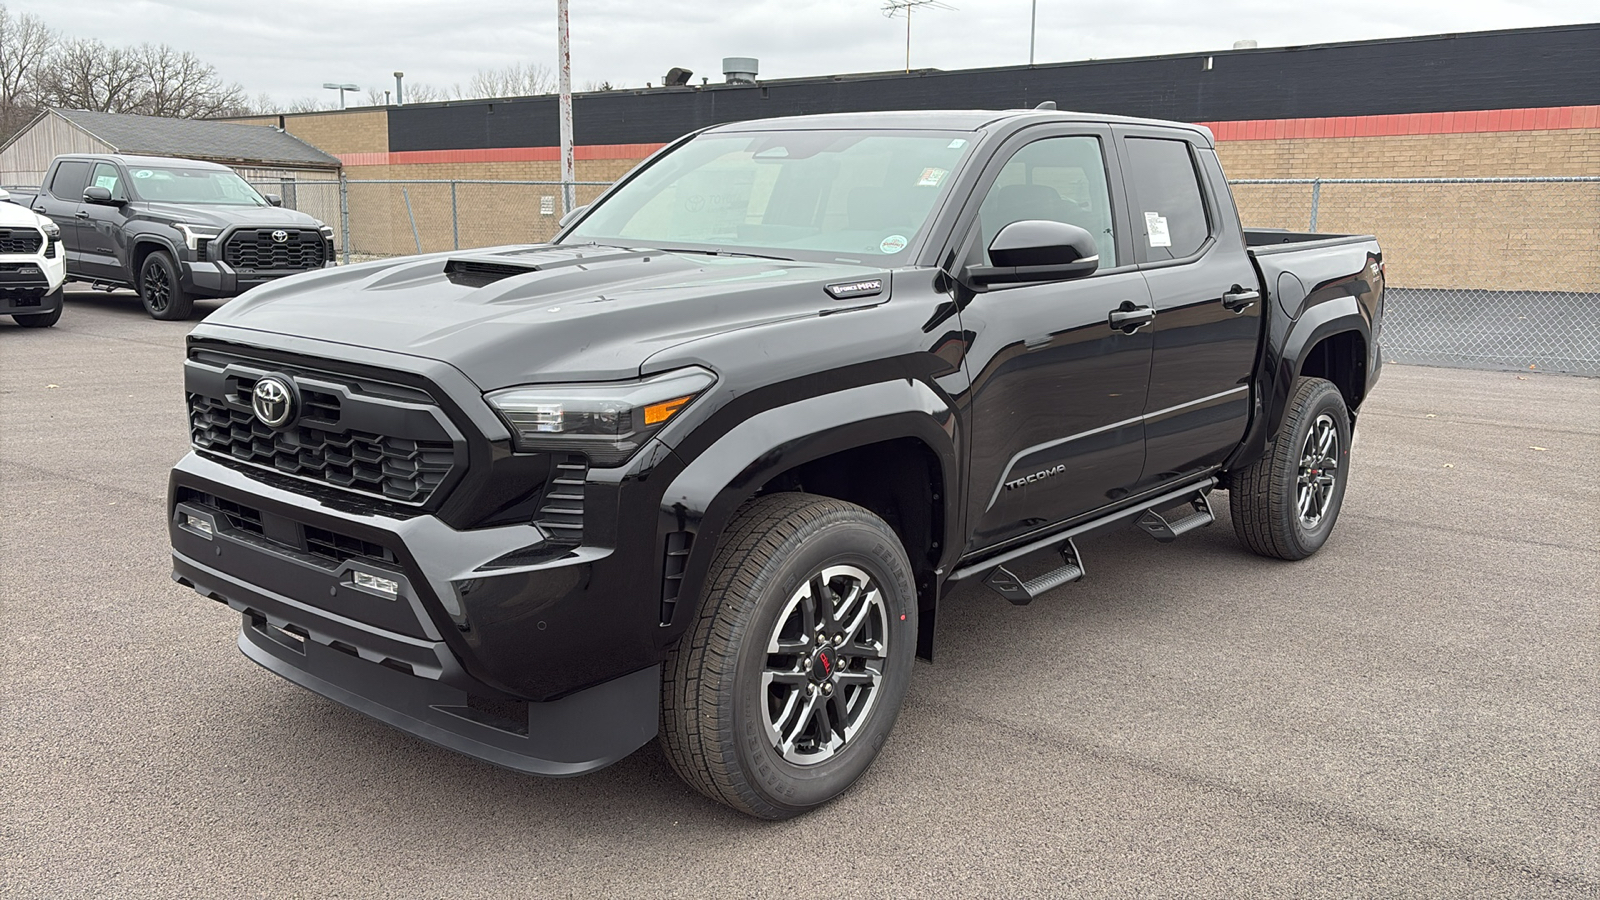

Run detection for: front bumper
[[0, 248, 66, 312], [169, 451, 661, 776], [182, 259, 333, 299]]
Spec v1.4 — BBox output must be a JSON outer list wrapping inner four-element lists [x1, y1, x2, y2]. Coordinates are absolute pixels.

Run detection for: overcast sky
[[11, 0, 1597, 106]]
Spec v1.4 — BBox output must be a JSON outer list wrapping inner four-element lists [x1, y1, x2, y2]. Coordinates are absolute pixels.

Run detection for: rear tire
[[139, 251, 194, 320], [1229, 376, 1352, 560], [660, 492, 918, 819], [11, 290, 61, 327]]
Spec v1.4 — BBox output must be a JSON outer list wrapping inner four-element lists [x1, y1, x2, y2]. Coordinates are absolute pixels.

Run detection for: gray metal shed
[[0, 108, 342, 187]]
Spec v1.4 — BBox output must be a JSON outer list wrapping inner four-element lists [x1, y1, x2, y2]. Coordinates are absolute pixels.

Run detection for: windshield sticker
[[916, 167, 948, 187], [1144, 212, 1172, 248], [133, 170, 153, 178], [947, 138, 968, 149], [879, 234, 909, 254]]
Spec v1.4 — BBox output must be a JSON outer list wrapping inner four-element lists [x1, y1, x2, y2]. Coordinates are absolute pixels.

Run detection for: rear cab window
[[1122, 138, 1211, 261], [49, 161, 93, 202]]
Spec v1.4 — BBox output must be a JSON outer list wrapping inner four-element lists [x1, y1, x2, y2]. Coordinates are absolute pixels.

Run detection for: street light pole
[[321, 83, 358, 109], [558, 0, 576, 216], [1030, 0, 1037, 65]]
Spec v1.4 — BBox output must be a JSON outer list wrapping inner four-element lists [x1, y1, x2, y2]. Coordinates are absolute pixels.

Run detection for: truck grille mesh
[[222, 229, 326, 271], [187, 394, 454, 504], [0, 230, 43, 254]]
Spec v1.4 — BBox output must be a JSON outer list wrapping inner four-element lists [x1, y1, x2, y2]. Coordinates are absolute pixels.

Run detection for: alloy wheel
[[759, 564, 889, 765], [1297, 413, 1340, 528], [143, 260, 171, 313]]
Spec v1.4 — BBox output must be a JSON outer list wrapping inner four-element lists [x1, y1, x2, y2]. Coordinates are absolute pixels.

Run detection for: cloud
[[9, 0, 1596, 104]]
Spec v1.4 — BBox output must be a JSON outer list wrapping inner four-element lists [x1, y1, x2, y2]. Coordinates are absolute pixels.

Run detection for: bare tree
[[582, 79, 617, 92], [129, 43, 245, 118], [403, 82, 448, 104], [0, 5, 56, 139], [34, 37, 142, 112], [363, 86, 390, 106], [465, 61, 554, 98], [283, 96, 333, 113]]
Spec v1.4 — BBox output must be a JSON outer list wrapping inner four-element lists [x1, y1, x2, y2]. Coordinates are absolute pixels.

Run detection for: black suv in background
[[13, 154, 335, 319]]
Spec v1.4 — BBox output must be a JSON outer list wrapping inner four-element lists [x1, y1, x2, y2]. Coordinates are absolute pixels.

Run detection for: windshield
[[127, 166, 268, 206], [561, 130, 977, 263]]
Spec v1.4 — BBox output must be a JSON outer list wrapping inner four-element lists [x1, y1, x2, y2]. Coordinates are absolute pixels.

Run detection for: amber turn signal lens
[[644, 394, 694, 426]]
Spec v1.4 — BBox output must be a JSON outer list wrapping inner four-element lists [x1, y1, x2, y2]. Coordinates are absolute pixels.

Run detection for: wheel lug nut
[[821, 683, 832, 695], [806, 684, 815, 695], [832, 634, 843, 646]]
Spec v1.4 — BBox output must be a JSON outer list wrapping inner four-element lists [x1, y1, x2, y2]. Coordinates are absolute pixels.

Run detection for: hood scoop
[[445, 258, 541, 288]]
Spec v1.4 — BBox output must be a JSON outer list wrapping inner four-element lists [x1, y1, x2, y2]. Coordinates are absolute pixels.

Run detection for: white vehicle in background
[[0, 188, 67, 328]]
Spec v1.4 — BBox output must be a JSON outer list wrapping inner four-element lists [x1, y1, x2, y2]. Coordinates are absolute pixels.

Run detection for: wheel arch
[[658, 379, 961, 660], [131, 235, 180, 287]]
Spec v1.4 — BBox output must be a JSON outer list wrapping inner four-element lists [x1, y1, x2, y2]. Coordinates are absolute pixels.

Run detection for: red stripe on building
[[338, 105, 1600, 166], [1199, 105, 1600, 141]]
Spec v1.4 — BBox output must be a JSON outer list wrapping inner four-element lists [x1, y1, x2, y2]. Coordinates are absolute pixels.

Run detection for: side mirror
[[557, 204, 589, 228], [264, 193, 283, 207], [963, 220, 1099, 289], [83, 185, 117, 204]]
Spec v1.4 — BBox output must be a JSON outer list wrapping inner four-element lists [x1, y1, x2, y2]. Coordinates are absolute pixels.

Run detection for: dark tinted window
[[49, 161, 92, 201], [1124, 138, 1209, 260], [975, 136, 1117, 268]]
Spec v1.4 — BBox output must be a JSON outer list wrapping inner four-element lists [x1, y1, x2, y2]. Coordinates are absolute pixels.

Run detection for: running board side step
[[1135, 491, 1215, 543], [984, 539, 1084, 605]]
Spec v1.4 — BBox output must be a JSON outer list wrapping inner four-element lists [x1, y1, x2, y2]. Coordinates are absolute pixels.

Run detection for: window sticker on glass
[[94, 175, 118, 190], [133, 170, 153, 179], [916, 167, 948, 187], [879, 234, 908, 254], [1144, 211, 1172, 248], [947, 138, 968, 149]]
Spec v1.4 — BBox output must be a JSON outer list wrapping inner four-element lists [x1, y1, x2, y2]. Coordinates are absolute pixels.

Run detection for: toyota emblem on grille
[[251, 375, 297, 428], [271, 229, 289, 243]]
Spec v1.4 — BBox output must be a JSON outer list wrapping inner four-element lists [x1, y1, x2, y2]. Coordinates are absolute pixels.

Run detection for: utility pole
[[558, 0, 576, 216], [1029, 0, 1037, 65], [882, 1, 955, 73]]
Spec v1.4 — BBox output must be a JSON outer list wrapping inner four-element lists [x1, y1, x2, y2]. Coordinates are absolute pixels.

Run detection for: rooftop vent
[[1233, 39, 1258, 49], [663, 67, 693, 87], [723, 57, 759, 84]]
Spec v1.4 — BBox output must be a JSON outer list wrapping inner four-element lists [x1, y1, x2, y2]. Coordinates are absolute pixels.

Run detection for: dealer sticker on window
[[879, 234, 909, 254], [916, 168, 948, 187], [1144, 212, 1172, 248]]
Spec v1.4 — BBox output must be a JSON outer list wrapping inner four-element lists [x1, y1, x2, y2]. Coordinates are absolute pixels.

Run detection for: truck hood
[[202, 244, 891, 388], [139, 202, 322, 229]]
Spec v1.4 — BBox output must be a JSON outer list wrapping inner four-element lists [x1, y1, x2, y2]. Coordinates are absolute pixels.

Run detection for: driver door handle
[[1222, 286, 1260, 312], [74, 210, 90, 218], [1107, 301, 1156, 334]]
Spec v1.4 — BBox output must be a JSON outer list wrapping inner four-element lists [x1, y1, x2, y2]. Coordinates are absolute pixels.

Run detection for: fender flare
[[130, 233, 183, 277], [658, 379, 961, 652], [1227, 294, 1370, 473]]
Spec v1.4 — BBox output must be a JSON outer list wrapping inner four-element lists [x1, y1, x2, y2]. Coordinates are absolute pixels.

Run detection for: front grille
[[188, 394, 455, 504], [222, 229, 325, 271], [304, 525, 395, 566], [0, 229, 42, 254]]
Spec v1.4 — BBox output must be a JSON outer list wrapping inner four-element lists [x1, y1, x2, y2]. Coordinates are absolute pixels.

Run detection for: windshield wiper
[[653, 247, 795, 262]]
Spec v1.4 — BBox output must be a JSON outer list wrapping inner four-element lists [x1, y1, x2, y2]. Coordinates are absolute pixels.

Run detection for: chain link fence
[[256, 175, 1600, 377], [1231, 177, 1600, 376]]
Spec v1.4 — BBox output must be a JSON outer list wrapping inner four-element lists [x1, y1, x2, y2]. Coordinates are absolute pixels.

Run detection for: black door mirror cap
[[964, 219, 1100, 288], [82, 185, 119, 204], [264, 193, 284, 207]]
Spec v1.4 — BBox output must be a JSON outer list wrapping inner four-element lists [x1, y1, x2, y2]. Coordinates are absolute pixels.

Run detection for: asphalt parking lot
[[3, 289, 1598, 899]]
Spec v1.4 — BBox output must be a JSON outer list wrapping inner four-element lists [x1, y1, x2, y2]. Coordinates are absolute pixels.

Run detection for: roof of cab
[[702, 109, 1214, 145], [55, 153, 235, 171]]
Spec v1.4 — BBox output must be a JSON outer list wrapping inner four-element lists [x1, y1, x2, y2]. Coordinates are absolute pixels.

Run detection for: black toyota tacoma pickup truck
[[167, 109, 1383, 818], [15, 154, 334, 320]]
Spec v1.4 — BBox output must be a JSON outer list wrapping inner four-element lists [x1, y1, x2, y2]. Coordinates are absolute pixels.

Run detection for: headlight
[[486, 367, 717, 465], [318, 224, 334, 238], [40, 220, 60, 240], [174, 223, 220, 251]]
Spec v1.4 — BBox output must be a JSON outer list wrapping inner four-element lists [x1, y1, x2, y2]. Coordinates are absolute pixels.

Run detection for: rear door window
[[1123, 138, 1210, 261], [49, 161, 92, 202]]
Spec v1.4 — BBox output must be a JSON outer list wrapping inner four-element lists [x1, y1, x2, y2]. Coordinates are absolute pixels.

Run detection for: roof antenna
[[1035, 100, 1057, 110]]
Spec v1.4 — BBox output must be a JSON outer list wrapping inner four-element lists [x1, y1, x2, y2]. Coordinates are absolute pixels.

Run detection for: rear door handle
[[73, 210, 90, 219], [1222, 286, 1260, 312], [1108, 301, 1156, 334]]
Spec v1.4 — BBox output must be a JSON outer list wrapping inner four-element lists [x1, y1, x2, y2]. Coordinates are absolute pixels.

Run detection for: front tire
[[1229, 376, 1353, 560], [661, 492, 918, 819], [139, 251, 194, 320]]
